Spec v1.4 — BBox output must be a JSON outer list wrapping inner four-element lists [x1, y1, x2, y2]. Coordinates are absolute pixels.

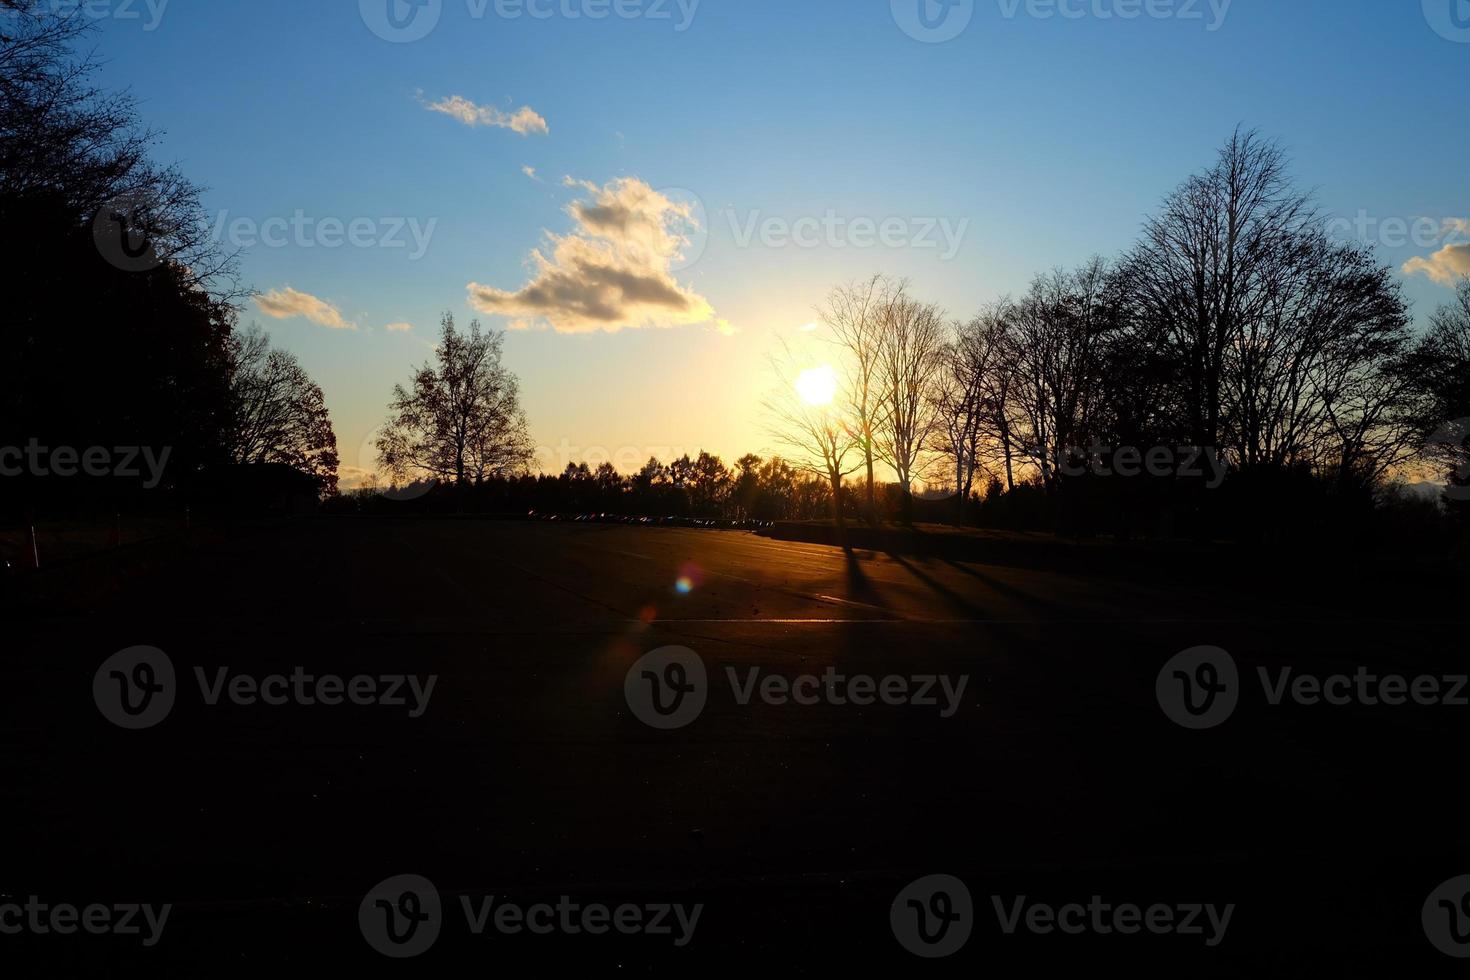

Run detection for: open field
[[4, 518, 1467, 972]]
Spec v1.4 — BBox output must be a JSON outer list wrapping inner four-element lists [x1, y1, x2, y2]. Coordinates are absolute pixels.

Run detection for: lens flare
[[674, 562, 703, 595]]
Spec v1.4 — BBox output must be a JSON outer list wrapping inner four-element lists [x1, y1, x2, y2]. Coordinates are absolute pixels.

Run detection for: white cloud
[[466, 176, 716, 335], [522, 165, 542, 182], [421, 93, 549, 136], [1404, 243, 1470, 287], [254, 287, 354, 330], [385, 321, 414, 332]]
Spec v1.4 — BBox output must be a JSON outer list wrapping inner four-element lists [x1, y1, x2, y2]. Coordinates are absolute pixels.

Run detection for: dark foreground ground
[[3, 517, 1467, 974]]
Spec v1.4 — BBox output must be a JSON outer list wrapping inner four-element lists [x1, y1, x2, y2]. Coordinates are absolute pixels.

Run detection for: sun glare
[[795, 365, 838, 407]]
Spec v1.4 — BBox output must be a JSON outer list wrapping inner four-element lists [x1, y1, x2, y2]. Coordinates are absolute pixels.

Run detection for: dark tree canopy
[[377, 314, 535, 491], [0, 3, 334, 515]]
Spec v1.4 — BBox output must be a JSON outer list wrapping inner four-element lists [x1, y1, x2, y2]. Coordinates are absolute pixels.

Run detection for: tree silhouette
[[226, 326, 340, 497], [377, 314, 534, 495]]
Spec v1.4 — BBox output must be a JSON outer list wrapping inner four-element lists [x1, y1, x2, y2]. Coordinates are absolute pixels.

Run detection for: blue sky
[[87, 0, 1470, 484]]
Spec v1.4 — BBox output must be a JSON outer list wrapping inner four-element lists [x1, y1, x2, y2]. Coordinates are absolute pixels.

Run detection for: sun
[[795, 365, 838, 407]]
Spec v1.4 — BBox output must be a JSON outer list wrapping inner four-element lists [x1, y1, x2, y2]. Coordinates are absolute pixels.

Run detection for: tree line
[[762, 130, 1470, 545], [353, 130, 1469, 551], [1, 3, 340, 519]]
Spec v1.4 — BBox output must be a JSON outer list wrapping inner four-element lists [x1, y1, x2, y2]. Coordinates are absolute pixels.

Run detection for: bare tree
[[932, 312, 1003, 522], [1120, 130, 1420, 493], [377, 313, 534, 496], [1129, 128, 1315, 452], [0, 0, 241, 300], [1411, 278, 1470, 501], [1219, 233, 1415, 484], [1007, 260, 1115, 489], [763, 343, 858, 528], [875, 286, 948, 521], [971, 302, 1023, 492], [226, 325, 340, 495], [819, 275, 892, 522]]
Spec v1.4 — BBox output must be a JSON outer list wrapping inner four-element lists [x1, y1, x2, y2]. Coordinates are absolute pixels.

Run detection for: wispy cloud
[[420, 93, 549, 136], [467, 176, 716, 335], [385, 321, 414, 332], [1404, 243, 1470, 287], [254, 287, 354, 330], [522, 165, 542, 182]]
